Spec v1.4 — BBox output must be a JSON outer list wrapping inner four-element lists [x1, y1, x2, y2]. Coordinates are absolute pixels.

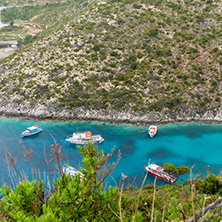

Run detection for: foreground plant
[[0, 141, 138, 221], [0, 140, 222, 221]]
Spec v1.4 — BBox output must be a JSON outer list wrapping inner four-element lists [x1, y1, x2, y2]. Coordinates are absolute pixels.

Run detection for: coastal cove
[[0, 117, 221, 188]]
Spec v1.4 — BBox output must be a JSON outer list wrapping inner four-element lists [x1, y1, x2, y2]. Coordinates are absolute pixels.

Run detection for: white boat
[[21, 125, 43, 137], [148, 125, 157, 137], [66, 131, 104, 145], [63, 165, 85, 180]]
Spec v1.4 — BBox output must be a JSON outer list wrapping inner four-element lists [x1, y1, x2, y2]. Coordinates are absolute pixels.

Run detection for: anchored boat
[[144, 163, 177, 184], [21, 125, 43, 137], [148, 125, 157, 137], [63, 165, 85, 180], [66, 131, 104, 145]]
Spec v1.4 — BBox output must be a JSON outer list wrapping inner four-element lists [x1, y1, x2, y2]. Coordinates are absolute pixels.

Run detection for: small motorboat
[[63, 165, 85, 180], [66, 131, 104, 145], [148, 125, 157, 137], [21, 125, 43, 137]]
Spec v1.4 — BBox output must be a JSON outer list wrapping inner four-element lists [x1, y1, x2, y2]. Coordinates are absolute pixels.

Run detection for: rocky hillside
[[0, 0, 58, 7], [0, 0, 222, 122]]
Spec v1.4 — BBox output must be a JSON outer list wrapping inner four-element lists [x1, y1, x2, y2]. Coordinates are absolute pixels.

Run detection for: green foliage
[[133, 3, 142, 9], [176, 165, 190, 175], [148, 28, 159, 37], [92, 43, 101, 51], [164, 163, 177, 173], [164, 163, 190, 175], [0, 181, 44, 220], [110, 51, 118, 57], [18, 35, 36, 46], [1, 4, 62, 23], [198, 174, 222, 195]]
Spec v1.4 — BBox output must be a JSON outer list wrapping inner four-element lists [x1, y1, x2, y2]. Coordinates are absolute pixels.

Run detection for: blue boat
[[21, 125, 43, 137]]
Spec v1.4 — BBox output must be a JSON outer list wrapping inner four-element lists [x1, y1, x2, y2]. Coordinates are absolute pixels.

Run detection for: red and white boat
[[144, 163, 177, 184], [148, 125, 157, 137]]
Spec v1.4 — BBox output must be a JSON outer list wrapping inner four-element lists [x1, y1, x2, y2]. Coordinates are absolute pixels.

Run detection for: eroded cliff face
[[0, 99, 222, 124]]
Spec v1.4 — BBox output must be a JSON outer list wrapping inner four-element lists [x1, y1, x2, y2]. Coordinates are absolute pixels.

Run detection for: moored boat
[[66, 131, 104, 145], [148, 125, 157, 137], [63, 165, 85, 180], [144, 163, 177, 184], [21, 125, 43, 137]]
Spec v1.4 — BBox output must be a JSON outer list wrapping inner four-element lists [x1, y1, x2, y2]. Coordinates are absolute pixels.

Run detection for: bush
[[198, 174, 221, 195], [148, 28, 159, 37], [133, 3, 142, 9]]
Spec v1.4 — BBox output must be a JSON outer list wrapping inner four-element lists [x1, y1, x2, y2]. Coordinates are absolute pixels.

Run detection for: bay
[[0, 117, 221, 188]]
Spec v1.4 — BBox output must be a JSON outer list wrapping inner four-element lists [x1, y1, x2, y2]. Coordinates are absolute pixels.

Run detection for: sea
[[0, 117, 222, 189]]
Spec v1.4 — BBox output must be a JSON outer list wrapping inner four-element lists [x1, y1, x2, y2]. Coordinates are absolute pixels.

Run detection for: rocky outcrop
[[0, 100, 222, 124]]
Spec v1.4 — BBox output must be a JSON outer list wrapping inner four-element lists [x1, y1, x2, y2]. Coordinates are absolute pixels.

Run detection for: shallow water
[[0, 117, 221, 188]]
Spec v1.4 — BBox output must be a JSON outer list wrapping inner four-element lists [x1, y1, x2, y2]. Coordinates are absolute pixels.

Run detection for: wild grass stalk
[[151, 177, 157, 222], [190, 165, 196, 221], [119, 173, 127, 222], [161, 204, 165, 222], [132, 171, 148, 222]]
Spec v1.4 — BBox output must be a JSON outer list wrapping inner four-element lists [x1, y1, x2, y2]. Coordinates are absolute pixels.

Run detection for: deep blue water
[[0, 117, 222, 188]]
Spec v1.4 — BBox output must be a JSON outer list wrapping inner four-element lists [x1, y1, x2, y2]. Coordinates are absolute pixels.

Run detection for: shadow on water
[[147, 146, 181, 159], [148, 146, 168, 158], [119, 140, 135, 154], [185, 132, 201, 138]]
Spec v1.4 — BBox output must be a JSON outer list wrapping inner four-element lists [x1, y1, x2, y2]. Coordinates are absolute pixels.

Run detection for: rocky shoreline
[[1, 100, 222, 125]]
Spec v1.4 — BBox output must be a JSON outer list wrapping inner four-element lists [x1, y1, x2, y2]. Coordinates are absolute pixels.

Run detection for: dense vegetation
[[0, 142, 222, 221], [164, 163, 190, 175], [0, 0, 60, 7], [1, 0, 89, 28], [0, 0, 91, 42], [1, 4, 66, 23], [0, 0, 222, 115]]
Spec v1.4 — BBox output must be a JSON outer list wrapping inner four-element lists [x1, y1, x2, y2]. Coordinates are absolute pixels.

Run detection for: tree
[[10, 20, 14, 28]]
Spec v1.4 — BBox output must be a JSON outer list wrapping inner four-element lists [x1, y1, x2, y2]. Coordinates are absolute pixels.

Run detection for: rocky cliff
[[1, 98, 222, 124]]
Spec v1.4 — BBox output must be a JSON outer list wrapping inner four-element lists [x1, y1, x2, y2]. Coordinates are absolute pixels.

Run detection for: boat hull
[[66, 137, 104, 145]]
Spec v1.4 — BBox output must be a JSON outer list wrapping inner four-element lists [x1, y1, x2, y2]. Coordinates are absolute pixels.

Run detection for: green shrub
[[133, 3, 142, 9], [148, 28, 159, 37]]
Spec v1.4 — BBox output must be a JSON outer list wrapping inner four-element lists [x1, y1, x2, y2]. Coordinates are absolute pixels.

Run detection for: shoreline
[[1, 102, 222, 126], [2, 113, 222, 126]]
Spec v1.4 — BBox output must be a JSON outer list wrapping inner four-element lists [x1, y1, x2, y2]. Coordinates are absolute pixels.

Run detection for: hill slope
[[0, 0, 222, 122]]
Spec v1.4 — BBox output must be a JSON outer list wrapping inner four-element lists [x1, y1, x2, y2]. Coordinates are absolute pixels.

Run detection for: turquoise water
[[0, 117, 222, 188]]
